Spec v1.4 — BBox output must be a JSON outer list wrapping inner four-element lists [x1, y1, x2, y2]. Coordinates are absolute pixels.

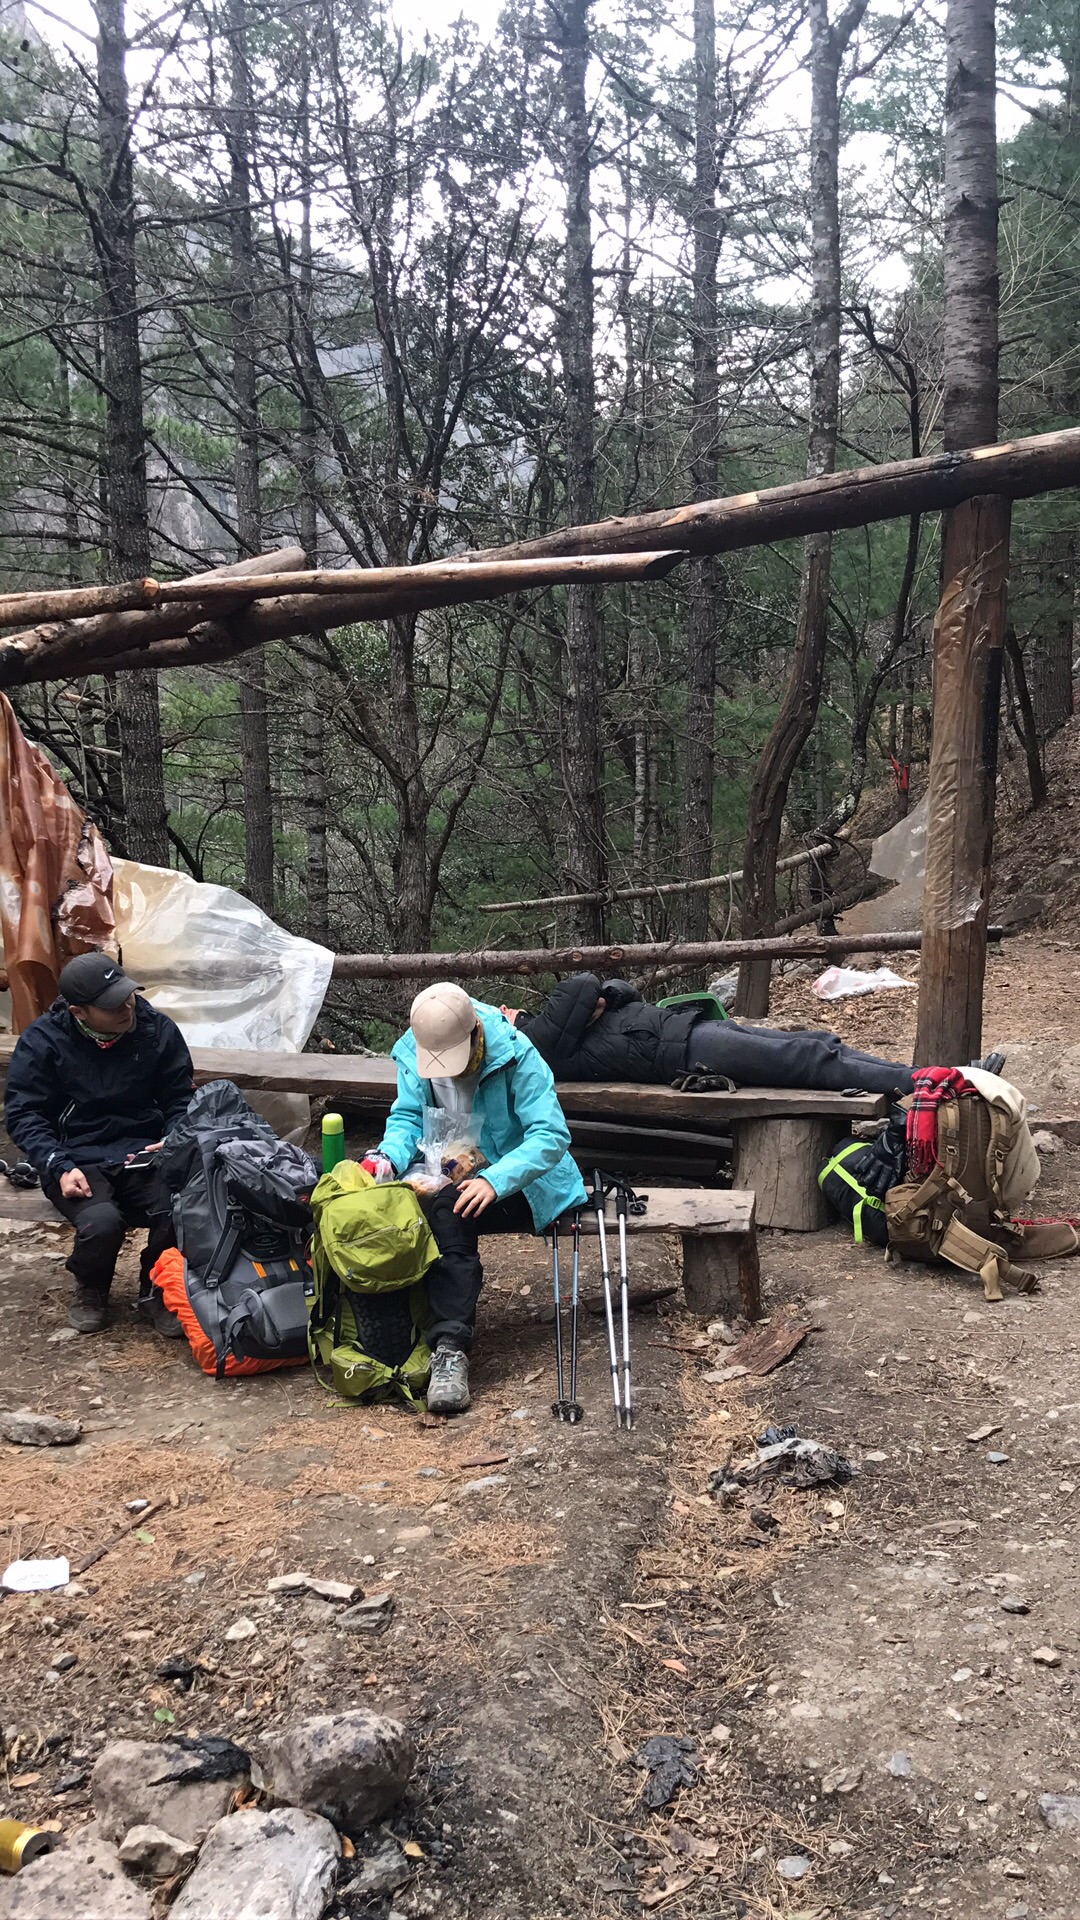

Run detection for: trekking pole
[[614, 1179, 633, 1430], [550, 1229, 566, 1414], [592, 1169, 623, 1425], [568, 1210, 582, 1413], [551, 1219, 583, 1424]]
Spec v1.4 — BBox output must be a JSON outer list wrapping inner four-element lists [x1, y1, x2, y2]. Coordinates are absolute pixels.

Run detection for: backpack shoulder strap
[[985, 1103, 1012, 1219], [937, 1214, 1040, 1302]]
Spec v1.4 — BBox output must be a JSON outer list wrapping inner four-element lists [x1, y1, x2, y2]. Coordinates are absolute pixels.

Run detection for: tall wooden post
[[914, 0, 1006, 1066]]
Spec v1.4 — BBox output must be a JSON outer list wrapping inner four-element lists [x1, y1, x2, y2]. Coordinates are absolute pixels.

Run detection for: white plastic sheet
[[3, 1556, 70, 1592], [812, 965, 915, 1001], [111, 862, 334, 1138]]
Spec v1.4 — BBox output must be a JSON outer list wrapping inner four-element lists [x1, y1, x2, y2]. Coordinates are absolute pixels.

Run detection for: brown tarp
[[0, 693, 115, 1030]]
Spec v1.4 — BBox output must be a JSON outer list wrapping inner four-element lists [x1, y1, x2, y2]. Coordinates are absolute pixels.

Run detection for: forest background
[[0, 0, 1074, 1043]]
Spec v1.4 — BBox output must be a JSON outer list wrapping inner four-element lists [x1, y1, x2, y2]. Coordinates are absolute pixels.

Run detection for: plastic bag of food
[[425, 1108, 487, 1184]]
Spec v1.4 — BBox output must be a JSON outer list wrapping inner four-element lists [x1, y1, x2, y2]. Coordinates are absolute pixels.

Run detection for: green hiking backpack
[[307, 1160, 441, 1403]]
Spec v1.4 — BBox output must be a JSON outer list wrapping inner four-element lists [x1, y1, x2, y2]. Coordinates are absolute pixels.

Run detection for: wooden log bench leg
[[681, 1223, 761, 1321], [731, 1115, 847, 1231]]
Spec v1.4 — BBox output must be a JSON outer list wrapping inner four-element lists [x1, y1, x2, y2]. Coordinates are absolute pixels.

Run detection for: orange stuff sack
[[152, 1248, 305, 1379]]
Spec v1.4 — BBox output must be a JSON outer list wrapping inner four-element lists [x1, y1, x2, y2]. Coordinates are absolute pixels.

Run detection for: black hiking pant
[[418, 1185, 535, 1351], [44, 1161, 176, 1298], [687, 1018, 914, 1097]]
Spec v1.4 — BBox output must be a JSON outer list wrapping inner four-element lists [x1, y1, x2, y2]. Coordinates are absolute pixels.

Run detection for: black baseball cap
[[58, 952, 141, 1010]]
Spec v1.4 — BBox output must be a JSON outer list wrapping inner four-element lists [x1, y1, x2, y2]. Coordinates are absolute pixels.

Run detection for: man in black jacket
[[516, 972, 914, 1096], [5, 953, 195, 1334]]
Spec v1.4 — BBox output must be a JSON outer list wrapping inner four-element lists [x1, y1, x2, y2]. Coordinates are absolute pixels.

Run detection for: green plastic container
[[321, 1111, 345, 1172], [656, 990, 729, 1023]]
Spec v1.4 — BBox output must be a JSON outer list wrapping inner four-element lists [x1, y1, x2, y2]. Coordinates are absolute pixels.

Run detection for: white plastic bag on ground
[[111, 862, 334, 1138], [812, 964, 915, 1001]]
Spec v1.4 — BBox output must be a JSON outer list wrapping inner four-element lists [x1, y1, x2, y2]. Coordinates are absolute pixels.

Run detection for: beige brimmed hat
[[410, 982, 477, 1077]]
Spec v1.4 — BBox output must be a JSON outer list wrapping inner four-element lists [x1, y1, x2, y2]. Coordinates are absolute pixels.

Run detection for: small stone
[[1000, 1595, 1030, 1614], [827, 1838, 854, 1857], [1002, 1860, 1027, 1878], [118, 1824, 199, 1879], [702, 1365, 748, 1385], [952, 1667, 973, 1684], [170, 1808, 339, 1920], [1006, 1905, 1031, 1919], [459, 1474, 507, 1494], [257, 1710, 415, 1835], [125, 1499, 150, 1513], [863, 1449, 888, 1462], [966, 1422, 1002, 1443], [1038, 1792, 1080, 1830], [707, 1723, 731, 1746], [53, 1769, 88, 1793], [394, 1526, 432, 1545], [887, 1751, 913, 1777], [224, 1617, 258, 1642], [987, 1451, 1009, 1465], [47, 1327, 79, 1345], [353, 1839, 413, 1897], [776, 1854, 812, 1881], [821, 1763, 862, 1795], [415, 1467, 442, 1478], [53, 1653, 77, 1673], [266, 1574, 359, 1603], [0, 1411, 81, 1447], [1031, 1646, 1062, 1667], [1031, 1130, 1062, 1156], [706, 1319, 737, 1345], [184, 1570, 207, 1587], [963, 1311, 983, 1326], [338, 1594, 394, 1635]]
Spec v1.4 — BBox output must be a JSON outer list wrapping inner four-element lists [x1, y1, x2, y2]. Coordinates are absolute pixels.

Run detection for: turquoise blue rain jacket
[[378, 999, 587, 1231]]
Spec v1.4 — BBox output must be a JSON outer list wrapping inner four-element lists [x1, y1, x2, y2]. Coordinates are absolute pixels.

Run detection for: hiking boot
[[68, 1288, 109, 1334], [426, 1339, 471, 1415], [138, 1290, 184, 1339], [971, 1050, 1007, 1076]]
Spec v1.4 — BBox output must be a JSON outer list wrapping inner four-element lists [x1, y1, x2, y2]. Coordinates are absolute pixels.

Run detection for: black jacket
[[5, 997, 195, 1179], [518, 973, 700, 1085]]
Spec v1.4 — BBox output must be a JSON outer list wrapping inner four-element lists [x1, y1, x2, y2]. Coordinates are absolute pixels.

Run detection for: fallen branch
[[72, 1492, 173, 1575], [329, 926, 1006, 981], [478, 841, 836, 913], [468, 426, 1080, 562]]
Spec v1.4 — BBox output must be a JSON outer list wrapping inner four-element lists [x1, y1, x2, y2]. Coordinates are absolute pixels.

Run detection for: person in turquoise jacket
[[361, 983, 586, 1414]]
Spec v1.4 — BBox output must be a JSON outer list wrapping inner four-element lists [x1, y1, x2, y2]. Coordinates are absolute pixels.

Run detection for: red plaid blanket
[[906, 1066, 972, 1179]]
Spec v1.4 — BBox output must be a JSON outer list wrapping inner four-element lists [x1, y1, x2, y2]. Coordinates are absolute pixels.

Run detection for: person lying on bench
[[361, 982, 586, 1416], [512, 971, 915, 1097], [4, 953, 194, 1336]]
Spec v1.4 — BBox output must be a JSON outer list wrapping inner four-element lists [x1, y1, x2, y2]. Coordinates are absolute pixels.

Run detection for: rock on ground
[[0, 1822, 152, 1920], [92, 1736, 250, 1847], [0, 1410, 81, 1446], [118, 1825, 199, 1878], [169, 1808, 340, 1920], [256, 1710, 415, 1834]]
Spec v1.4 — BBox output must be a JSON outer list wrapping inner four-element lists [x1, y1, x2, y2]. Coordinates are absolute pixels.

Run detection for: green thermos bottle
[[321, 1112, 345, 1171]]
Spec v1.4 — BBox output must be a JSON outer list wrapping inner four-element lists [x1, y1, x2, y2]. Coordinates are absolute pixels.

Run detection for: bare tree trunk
[[226, 0, 273, 913], [915, 0, 1005, 1065], [736, 0, 868, 1015], [1004, 626, 1047, 808], [299, 64, 329, 947], [554, 0, 605, 943], [681, 0, 721, 950], [95, 0, 168, 866]]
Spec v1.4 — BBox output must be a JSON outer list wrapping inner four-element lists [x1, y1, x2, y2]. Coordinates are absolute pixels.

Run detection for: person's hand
[[60, 1168, 91, 1200], [126, 1142, 162, 1162], [360, 1152, 393, 1181], [453, 1176, 496, 1218], [588, 995, 607, 1025]]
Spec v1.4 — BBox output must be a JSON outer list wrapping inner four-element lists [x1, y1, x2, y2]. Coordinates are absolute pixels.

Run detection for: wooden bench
[[0, 1039, 887, 1229], [0, 1179, 760, 1325]]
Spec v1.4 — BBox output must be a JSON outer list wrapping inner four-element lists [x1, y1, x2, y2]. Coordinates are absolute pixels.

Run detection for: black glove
[[670, 1071, 737, 1094], [599, 977, 642, 1011]]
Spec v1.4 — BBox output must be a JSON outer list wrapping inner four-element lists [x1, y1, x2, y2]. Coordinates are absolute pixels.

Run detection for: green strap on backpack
[[818, 1140, 887, 1245], [308, 1160, 441, 1403]]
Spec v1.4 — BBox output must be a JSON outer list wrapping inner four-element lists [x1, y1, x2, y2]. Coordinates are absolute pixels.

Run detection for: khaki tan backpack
[[885, 1070, 1078, 1301]]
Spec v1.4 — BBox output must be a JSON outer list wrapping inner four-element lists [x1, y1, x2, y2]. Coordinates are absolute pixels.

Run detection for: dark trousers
[[418, 1186, 535, 1350], [689, 1017, 915, 1098], [44, 1162, 176, 1297]]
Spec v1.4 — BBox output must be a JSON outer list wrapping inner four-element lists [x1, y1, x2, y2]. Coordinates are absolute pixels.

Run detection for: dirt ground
[[3, 1124, 1080, 1920]]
